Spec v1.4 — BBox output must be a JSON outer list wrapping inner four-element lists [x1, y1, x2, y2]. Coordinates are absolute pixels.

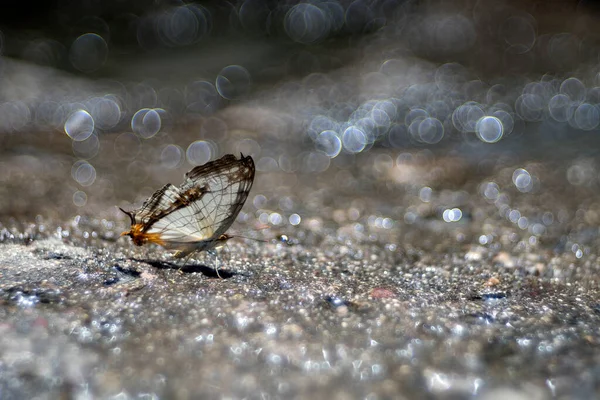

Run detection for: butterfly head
[[118, 207, 164, 247]]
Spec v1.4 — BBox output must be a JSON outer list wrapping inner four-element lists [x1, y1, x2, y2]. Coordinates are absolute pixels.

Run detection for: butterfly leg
[[173, 249, 195, 274]]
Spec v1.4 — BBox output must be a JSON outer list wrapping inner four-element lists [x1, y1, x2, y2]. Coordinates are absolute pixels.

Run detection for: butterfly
[[119, 153, 255, 260]]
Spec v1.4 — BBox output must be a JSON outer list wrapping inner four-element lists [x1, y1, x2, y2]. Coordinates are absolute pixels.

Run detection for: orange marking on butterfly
[[121, 224, 165, 247]]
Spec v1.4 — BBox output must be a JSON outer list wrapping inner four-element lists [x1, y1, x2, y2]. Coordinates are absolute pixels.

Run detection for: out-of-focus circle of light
[[236, 138, 262, 157], [548, 94, 574, 122], [560, 77, 586, 104], [475, 116, 503, 143], [452, 103, 485, 132], [73, 191, 87, 207], [128, 82, 158, 111], [308, 115, 338, 140], [256, 157, 278, 172], [160, 144, 184, 169], [355, 117, 378, 143], [480, 181, 500, 200], [91, 97, 121, 130], [427, 100, 451, 120], [442, 208, 462, 222], [491, 110, 514, 136], [419, 187, 432, 202], [158, 87, 185, 114], [71, 160, 96, 186], [185, 80, 221, 115], [342, 126, 367, 153], [238, 0, 270, 33], [36, 101, 62, 129], [289, 213, 301, 225], [72, 133, 100, 159], [373, 154, 393, 174], [350, 105, 370, 123], [405, 108, 429, 126], [269, 212, 283, 225], [131, 108, 162, 139], [435, 63, 469, 91], [157, 5, 208, 47], [0, 101, 31, 132], [65, 110, 94, 141], [566, 162, 594, 186], [515, 93, 544, 122], [500, 15, 536, 51], [508, 209, 520, 223], [315, 130, 342, 157], [186, 140, 213, 166], [418, 117, 444, 144], [216, 65, 252, 100], [574, 103, 600, 131], [371, 107, 391, 129], [302, 151, 330, 173], [517, 217, 528, 230], [512, 168, 533, 193], [321, 2, 344, 32], [284, 3, 330, 44], [345, 0, 374, 33], [253, 194, 267, 209], [373, 100, 396, 123], [388, 124, 410, 148], [408, 117, 425, 141], [278, 154, 296, 173], [486, 84, 507, 105], [69, 33, 108, 73]]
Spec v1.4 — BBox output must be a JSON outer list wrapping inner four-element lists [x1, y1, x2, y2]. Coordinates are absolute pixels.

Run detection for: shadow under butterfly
[[119, 153, 255, 277], [134, 259, 239, 279]]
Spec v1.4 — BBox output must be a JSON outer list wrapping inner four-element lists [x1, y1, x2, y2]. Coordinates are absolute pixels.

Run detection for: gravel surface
[[2, 145, 600, 399]]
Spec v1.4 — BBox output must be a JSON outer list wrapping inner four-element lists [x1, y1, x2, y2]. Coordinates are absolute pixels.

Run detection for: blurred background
[[1, 0, 600, 257]]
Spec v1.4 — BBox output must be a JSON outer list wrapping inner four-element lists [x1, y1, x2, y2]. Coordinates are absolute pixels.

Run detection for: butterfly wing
[[124, 154, 255, 251], [123, 183, 189, 225], [182, 154, 255, 239]]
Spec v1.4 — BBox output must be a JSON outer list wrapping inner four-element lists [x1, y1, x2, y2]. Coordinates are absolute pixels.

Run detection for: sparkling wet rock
[[1, 1, 600, 398]]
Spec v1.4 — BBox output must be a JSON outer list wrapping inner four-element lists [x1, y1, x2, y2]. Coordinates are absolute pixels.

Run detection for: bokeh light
[[476, 116, 503, 143], [131, 108, 162, 139], [161, 144, 185, 169], [216, 65, 252, 100], [64, 110, 94, 141], [69, 33, 108, 72], [186, 140, 214, 166], [285, 4, 331, 44], [71, 160, 96, 187]]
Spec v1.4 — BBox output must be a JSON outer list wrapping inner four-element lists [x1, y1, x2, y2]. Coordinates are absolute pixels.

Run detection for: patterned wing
[[128, 184, 188, 224], [144, 154, 255, 243]]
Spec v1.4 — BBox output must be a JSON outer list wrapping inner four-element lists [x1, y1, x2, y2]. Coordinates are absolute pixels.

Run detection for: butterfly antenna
[[228, 234, 269, 243]]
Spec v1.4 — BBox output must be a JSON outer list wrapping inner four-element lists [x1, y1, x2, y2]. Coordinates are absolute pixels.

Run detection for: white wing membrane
[[148, 199, 215, 242]]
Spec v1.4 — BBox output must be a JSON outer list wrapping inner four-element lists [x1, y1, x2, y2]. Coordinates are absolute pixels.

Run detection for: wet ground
[[2, 1, 600, 399]]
